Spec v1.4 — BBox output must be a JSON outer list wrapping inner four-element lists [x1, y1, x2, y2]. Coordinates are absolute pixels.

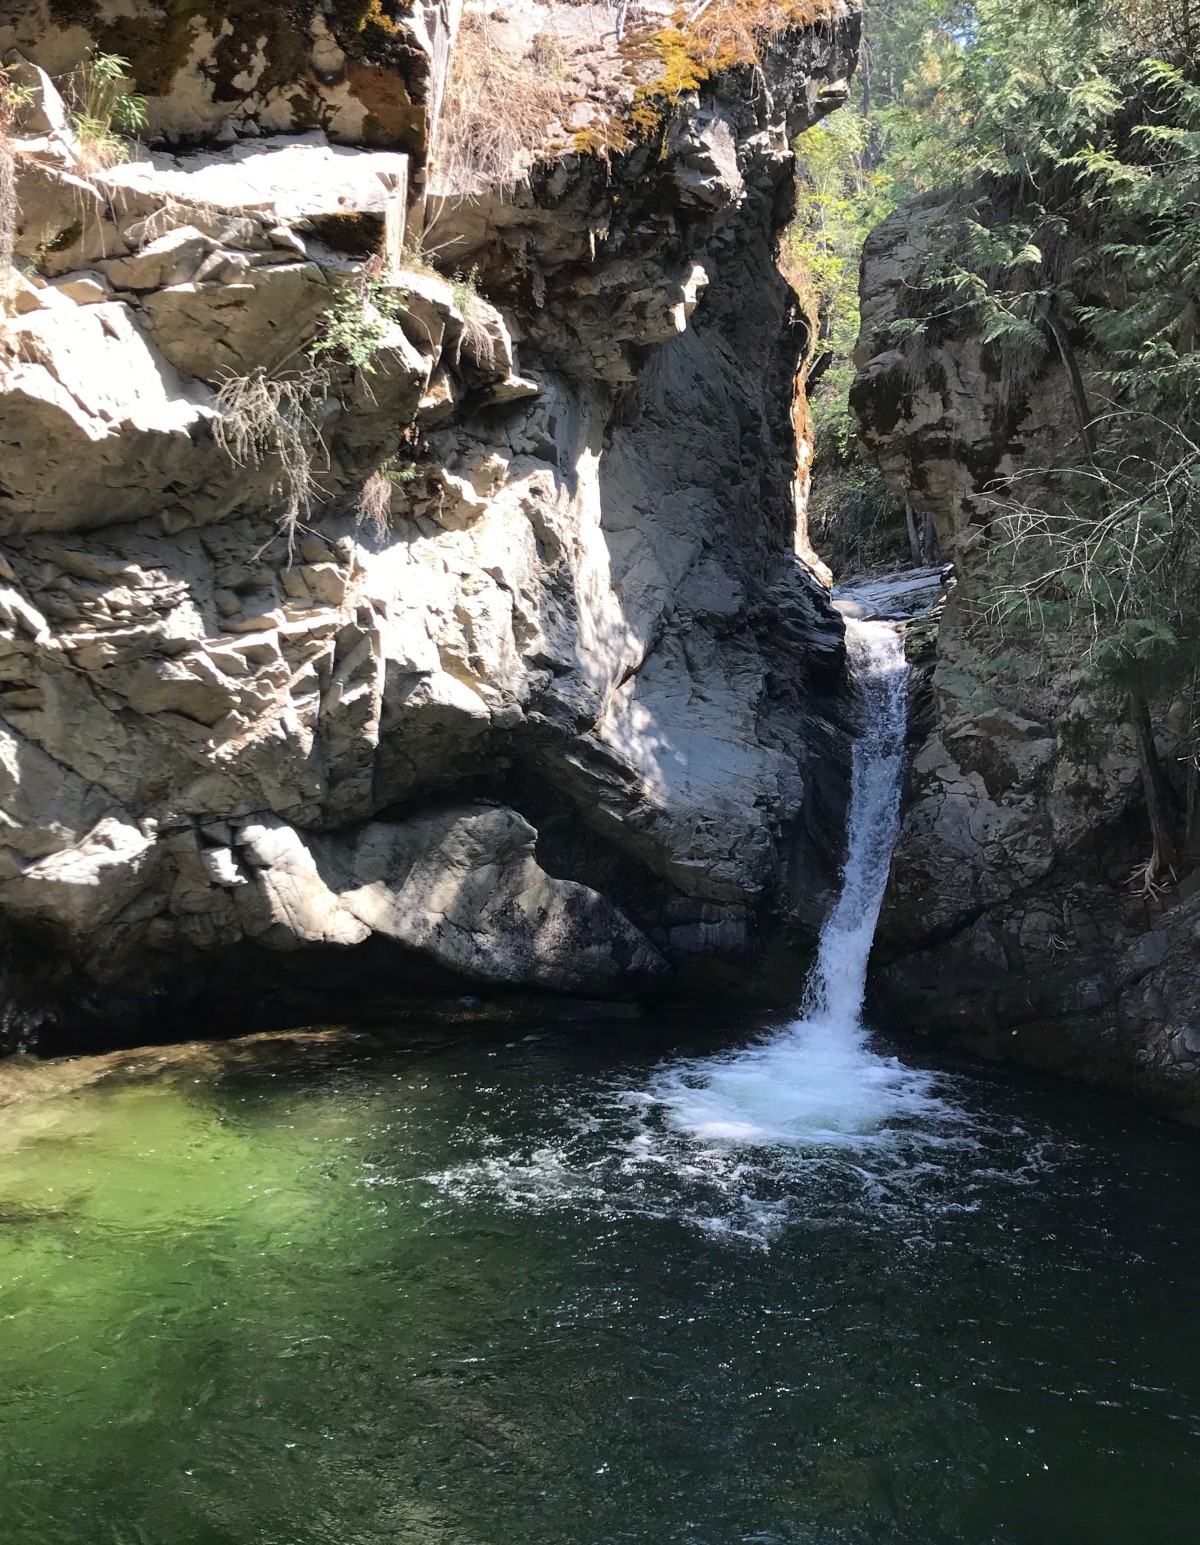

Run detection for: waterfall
[[428, 590, 958, 1240], [641, 614, 942, 1149], [802, 618, 911, 1031]]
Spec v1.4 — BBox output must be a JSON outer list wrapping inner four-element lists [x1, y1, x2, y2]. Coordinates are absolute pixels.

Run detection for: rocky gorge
[[0, 0, 863, 1051], [852, 197, 1200, 1121], [7, 8, 1200, 1540]]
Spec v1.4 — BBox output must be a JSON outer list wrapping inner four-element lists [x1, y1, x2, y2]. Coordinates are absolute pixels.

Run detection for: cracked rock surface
[[0, 5, 862, 1047], [853, 202, 1200, 1121]]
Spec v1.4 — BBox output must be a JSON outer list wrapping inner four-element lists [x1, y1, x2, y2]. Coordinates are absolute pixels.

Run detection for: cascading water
[[802, 618, 912, 1029], [641, 617, 946, 1149], [426, 602, 960, 1241]]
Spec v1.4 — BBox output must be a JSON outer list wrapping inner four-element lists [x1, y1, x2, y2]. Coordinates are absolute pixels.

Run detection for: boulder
[[0, 303, 221, 534], [99, 134, 411, 238], [233, 805, 668, 992], [137, 262, 330, 382]]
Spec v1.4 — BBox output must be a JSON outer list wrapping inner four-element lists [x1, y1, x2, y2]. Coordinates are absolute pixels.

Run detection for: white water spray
[[642, 617, 946, 1149]]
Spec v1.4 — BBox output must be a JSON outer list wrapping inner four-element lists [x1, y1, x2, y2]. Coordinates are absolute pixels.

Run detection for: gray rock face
[[0, 9, 862, 1048], [853, 202, 1200, 1120], [233, 805, 668, 992]]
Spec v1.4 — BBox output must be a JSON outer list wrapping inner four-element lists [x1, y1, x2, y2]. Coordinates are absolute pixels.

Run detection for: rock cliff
[[853, 201, 1200, 1121], [0, 2, 863, 1049]]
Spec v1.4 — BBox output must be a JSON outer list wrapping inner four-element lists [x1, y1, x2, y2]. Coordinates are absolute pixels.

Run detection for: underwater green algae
[[1, 1021, 1199, 1545]]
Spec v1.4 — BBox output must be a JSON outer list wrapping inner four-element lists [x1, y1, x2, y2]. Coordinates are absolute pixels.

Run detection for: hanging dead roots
[[1129, 855, 1175, 899], [458, 305, 496, 372], [212, 368, 329, 555], [0, 133, 15, 306], [431, 13, 569, 196]]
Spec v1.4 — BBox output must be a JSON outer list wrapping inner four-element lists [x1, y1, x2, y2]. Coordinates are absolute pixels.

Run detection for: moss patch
[[40, 218, 83, 254], [95, 2, 311, 105], [618, 0, 846, 140], [303, 210, 384, 255], [53, 0, 425, 147]]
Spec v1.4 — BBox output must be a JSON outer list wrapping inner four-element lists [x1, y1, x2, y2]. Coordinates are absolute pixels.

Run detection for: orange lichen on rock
[[625, 0, 846, 138]]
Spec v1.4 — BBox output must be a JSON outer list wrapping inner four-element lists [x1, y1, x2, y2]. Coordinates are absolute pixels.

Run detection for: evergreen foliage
[[781, 108, 893, 460], [888, 0, 1200, 877], [785, 0, 1200, 876]]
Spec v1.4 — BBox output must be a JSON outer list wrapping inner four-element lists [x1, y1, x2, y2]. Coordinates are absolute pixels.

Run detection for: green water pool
[[0, 1013, 1198, 1544]]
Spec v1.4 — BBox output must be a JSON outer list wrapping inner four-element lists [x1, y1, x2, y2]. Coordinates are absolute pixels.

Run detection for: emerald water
[[1, 1014, 1199, 1545]]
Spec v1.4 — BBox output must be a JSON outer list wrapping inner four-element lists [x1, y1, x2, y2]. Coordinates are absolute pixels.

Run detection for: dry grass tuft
[[64, 52, 148, 173], [0, 66, 31, 311], [431, 13, 569, 195], [355, 470, 393, 541], [449, 269, 497, 370], [459, 307, 496, 370], [213, 368, 329, 556]]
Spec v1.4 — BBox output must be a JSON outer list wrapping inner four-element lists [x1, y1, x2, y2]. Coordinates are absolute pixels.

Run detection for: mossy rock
[[934, 661, 998, 716], [44, 0, 426, 151], [903, 607, 942, 665], [303, 210, 385, 255]]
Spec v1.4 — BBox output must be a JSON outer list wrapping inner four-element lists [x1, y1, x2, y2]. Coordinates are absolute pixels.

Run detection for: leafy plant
[[782, 106, 897, 463], [980, 419, 1200, 883], [803, 0, 1200, 882], [67, 52, 148, 169], [450, 268, 479, 314], [449, 268, 498, 371], [309, 281, 404, 373], [808, 462, 909, 571]]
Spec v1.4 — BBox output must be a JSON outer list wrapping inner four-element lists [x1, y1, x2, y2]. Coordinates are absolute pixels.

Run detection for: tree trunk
[[859, 1, 871, 119], [906, 502, 922, 565], [921, 511, 940, 566], [1187, 669, 1200, 858], [1130, 694, 1179, 883]]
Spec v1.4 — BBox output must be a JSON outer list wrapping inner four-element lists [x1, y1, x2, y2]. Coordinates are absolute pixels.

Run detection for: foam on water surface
[[423, 618, 973, 1242], [642, 1019, 948, 1149]]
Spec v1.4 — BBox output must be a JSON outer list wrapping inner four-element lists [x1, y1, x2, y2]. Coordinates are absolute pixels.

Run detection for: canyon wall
[[0, 2, 863, 1048], [853, 201, 1200, 1121]]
